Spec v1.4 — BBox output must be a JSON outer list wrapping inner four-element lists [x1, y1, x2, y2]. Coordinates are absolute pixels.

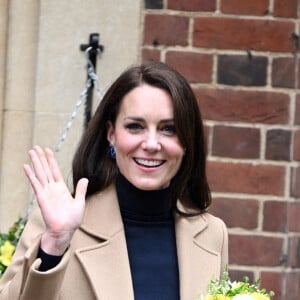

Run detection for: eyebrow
[[124, 117, 174, 123]]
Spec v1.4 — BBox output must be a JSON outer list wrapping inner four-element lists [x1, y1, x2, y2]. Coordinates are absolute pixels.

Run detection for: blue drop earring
[[109, 145, 116, 159]]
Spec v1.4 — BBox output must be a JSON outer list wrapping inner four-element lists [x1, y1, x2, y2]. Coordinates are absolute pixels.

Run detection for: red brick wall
[[142, 1, 300, 299]]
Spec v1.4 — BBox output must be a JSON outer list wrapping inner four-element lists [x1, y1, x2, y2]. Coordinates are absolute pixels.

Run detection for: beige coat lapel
[[75, 184, 134, 300], [176, 211, 223, 300]]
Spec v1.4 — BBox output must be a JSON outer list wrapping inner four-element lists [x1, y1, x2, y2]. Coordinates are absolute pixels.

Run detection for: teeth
[[135, 159, 164, 167]]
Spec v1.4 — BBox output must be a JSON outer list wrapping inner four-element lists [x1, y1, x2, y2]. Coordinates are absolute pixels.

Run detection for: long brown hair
[[72, 60, 211, 213]]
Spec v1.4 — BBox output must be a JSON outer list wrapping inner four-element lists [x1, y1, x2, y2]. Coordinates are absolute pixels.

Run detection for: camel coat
[[0, 184, 228, 300]]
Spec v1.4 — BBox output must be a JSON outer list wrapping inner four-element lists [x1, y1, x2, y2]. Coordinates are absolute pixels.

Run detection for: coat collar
[[80, 184, 123, 240], [175, 210, 222, 299], [79, 184, 209, 240], [75, 184, 221, 299]]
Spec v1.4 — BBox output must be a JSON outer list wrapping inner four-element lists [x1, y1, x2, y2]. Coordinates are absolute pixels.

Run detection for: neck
[[116, 173, 174, 217]]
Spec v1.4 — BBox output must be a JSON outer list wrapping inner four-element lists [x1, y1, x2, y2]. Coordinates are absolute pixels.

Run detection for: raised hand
[[23, 146, 88, 255]]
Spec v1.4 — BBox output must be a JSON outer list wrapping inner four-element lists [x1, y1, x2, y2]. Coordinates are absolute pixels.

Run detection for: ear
[[106, 121, 115, 145]]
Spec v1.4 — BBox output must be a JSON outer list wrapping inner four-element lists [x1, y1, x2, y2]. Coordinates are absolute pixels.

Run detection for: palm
[[37, 180, 84, 233]]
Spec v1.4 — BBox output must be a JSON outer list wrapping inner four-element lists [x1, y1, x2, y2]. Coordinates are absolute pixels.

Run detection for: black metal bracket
[[80, 33, 104, 129]]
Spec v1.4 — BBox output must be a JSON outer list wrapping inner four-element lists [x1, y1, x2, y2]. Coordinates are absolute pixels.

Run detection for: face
[[107, 84, 185, 190]]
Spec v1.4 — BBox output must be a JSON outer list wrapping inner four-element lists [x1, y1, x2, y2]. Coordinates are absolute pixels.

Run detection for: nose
[[142, 131, 161, 152]]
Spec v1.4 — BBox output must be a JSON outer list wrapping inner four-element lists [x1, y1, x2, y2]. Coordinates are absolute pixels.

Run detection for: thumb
[[74, 178, 89, 201]]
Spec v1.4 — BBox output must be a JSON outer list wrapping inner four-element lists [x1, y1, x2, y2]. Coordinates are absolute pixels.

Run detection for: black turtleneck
[[116, 174, 180, 300]]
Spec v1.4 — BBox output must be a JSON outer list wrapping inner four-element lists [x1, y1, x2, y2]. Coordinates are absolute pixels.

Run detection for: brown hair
[[72, 60, 211, 213]]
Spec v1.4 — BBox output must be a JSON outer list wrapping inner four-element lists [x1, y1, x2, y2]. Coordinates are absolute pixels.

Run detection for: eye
[[161, 125, 176, 135], [125, 122, 144, 132]]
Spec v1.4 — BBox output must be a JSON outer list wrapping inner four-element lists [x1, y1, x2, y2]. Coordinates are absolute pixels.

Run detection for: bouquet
[[0, 218, 26, 277], [199, 269, 274, 300]]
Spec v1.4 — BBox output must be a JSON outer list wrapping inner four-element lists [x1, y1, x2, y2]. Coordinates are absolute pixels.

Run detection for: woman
[[0, 61, 228, 300]]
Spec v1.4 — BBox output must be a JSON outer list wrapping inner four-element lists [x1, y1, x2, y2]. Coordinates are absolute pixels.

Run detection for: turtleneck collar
[[116, 173, 174, 220]]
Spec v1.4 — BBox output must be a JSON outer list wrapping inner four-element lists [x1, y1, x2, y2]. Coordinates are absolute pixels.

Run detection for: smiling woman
[[0, 61, 228, 300]]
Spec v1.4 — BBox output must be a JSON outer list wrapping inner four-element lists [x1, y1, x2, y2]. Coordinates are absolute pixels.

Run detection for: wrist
[[40, 230, 73, 256]]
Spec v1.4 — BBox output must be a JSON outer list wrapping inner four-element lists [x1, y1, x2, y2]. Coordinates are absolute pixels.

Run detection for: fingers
[[23, 163, 42, 197], [34, 146, 54, 183], [74, 178, 89, 202], [25, 145, 88, 204], [45, 147, 64, 182], [27, 146, 63, 185], [28, 146, 50, 186]]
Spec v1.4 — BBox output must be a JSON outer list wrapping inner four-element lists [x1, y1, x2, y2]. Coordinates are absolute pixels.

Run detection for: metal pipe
[[80, 33, 104, 129]]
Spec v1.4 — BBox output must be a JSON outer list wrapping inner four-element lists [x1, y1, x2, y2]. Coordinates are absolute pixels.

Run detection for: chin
[[131, 178, 169, 191]]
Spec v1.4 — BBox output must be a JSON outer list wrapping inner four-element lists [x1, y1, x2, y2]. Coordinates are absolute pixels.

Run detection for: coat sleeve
[[0, 209, 71, 300]]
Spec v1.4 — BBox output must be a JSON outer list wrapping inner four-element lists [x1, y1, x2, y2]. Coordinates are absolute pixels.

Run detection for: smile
[[134, 158, 165, 168]]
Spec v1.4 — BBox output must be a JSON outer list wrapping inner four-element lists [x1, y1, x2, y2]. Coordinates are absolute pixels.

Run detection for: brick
[[274, 0, 298, 18], [144, 14, 189, 46], [291, 167, 300, 198], [266, 129, 291, 161], [228, 269, 254, 283], [195, 88, 290, 124], [203, 124, 210, 146], [296, 94, 300, 125], [193, 17, 294, 52], [142, 48, 161, 61], [168, 0, 216, 11], [145, 0, 163, 9], [294, 130, 300, 161], [288, 237, 300, 268], [218, 55, 267, 86], [288, 202, 300, 231], [165, 51, 213, 83], [260, 272, 283, 300], [272, 57, 296, 88], [229, 235, 283, 266], [263, 201, 288, 232], [220, 0, 269, 16], [212, 125, 260, 159], [207, 161, 285, 195], [285, 272, 300, 300], [209, 198, 259, 229]]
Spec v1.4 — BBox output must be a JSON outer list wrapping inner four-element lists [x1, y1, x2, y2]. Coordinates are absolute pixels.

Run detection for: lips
[[134, 158, 165, 168]]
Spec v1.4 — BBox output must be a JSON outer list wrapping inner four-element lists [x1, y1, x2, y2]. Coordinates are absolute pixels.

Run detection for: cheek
[[115, 132, 140, 153], [165, 145, 185, 168], [168, 140, 185, 157]]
